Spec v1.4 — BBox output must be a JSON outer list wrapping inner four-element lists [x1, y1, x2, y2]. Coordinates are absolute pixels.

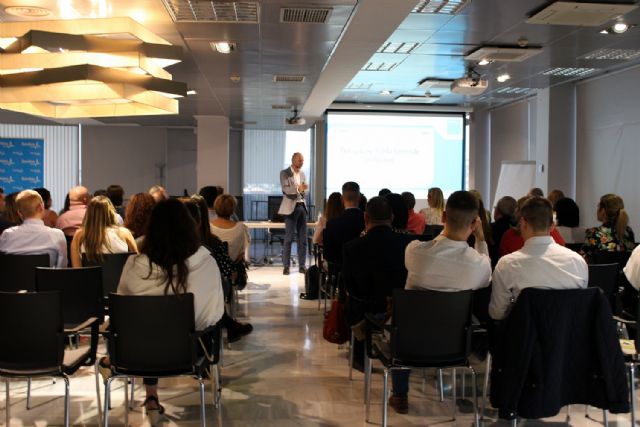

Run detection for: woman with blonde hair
[[420, 187, 444, 225], [210, 194, 250, 263], [70, 196, 137, 267], [581, 193, 635, 262]]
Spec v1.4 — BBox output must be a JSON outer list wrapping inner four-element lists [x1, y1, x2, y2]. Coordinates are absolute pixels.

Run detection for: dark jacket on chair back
[[490, 287, 629, 420]]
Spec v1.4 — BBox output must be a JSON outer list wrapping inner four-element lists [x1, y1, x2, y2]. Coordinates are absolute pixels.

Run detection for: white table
[[244, 221, 317, 264]]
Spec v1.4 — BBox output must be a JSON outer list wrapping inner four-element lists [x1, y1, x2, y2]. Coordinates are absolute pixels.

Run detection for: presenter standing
[[278, 152, 308, 275]]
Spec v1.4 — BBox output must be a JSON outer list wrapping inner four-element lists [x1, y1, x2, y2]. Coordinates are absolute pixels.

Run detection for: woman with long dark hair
[[108, 199, 224, 422]]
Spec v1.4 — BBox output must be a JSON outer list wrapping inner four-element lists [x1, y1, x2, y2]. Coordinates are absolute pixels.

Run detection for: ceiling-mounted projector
[[286, 107, 306, 125], [450, 77, 488, 96]]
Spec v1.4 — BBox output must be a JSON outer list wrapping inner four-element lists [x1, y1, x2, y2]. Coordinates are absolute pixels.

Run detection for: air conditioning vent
[[271, 104, 292, 110], [394, 94, 440, 104], [581, 48, 640, 60], [280, 7, 332, 23], [161, 0, 260, 23], [527, 1, 638, 26], [541, 67, 598, 77], [273, 75, 306, 83], [465, 46, 543, 63], [412, 0, 471, 14], [344, 83, 373, 90]]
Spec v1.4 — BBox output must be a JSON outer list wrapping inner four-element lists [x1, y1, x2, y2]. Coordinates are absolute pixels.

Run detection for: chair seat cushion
[[63, 347, 91, 374], [372, 335, 469, 368]]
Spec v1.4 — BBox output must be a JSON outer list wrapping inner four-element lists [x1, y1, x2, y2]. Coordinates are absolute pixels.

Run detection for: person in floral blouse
[[581, 193, 635, 263]]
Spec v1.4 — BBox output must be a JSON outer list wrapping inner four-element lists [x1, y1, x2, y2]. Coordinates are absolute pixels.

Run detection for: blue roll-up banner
[[0, 137, 44, 193]]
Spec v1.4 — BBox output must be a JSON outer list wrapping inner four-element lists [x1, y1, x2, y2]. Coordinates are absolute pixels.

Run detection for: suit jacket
[[342, 226, 417, 315], [323, 208, 365, 265], [490, 287, 629, 420], [278, 167, 307, 216]]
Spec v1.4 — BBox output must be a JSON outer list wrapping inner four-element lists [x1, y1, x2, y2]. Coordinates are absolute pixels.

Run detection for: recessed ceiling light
[[4, 6, 51, 17], [478, 58, 493, 66], [186, 90, 197, 95], [380, 90, 392, 95], [210, 41, 236, 54], [496, 73, 511, 83], [230, 75, 241, 83], [613, 22, 629, 33]]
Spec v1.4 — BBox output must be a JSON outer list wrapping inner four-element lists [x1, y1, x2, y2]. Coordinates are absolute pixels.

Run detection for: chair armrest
[[614, 315, 636, 325], [64, 317, 99, 334]]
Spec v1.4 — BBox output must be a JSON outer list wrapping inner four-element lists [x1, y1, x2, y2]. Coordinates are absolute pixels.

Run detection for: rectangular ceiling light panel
[[412, 0, 471, 14], [280, 8, 332, 23], [418, 78, 454, 90], [362, 62, 397, 71], [273, 75, 306, 82], [527, 2, 638, 26], [344, 82, 373, 90], [581, 48, 640, 60], [541, 67, 598, 77], [161, 0, 260, 23], [394, 95, 440, 104], [378, 42, 420, 54], [465, 46, 543, 62]]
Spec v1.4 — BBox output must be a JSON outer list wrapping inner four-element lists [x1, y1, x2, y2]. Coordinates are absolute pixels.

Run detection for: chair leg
[[348, 334, 354, 381], [630, 363, 637, 427], [512, 417, 518, 427], [63, 375, 70, 427], [199, 377, 206, 427], [469, 367, 479, 427], [129, 377, 135, 410], [364, 354, 372, 409], [123, 377, 129, 427], [94, 360, 102, 423], [438, 368, 444, 402], [103, 377, 113, 427], [26, 378, 31, 409], [461, 370, 466, 399], [382, 368, 389, 427], [481, 353, 491, 421], [452, 368, 457, 421], [6, 379, 10, 427], [212, 364, 221, 409], [603, 409, 609, 427]]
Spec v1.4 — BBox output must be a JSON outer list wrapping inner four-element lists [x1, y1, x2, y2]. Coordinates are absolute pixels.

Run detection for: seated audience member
[[106, 199, 224, 420], [490, 196, 517, 266], [528, 187, 544, 198], [33, 187, 58, 228], [107, 184, 126, 219], [1, 192, 21, 229], [470, 189, 492, 223], [56, 186, 90, 237], [323, 181, 365, 266], [313, 192, 343, 245], [0, 190, 67, 267], [0, 189, 17, 234], [554, 197, 585, 244], [342, 197, 417, 370], [59, 193, 71, 216], [70, 196, 137, 267], [499, 196, 565, 257], [489, 197, 588, 320], [548, 189, 565, 208], [124, 192, 156, 244], [420, 187, 444, 225], [401, 191, 425, 235], [391, 191, 491, 413], [199, 185, 220, 221], [468, 190, 493, 247], [210, 194, 250, 263], [93, 189, 107, 197], [148, 185, 169, 202], [186, 197, 253, 342], [378, 188, 391, 197], [581, 193, 635, 262], [624, 245, 640, 291], [358, 193, 367, 211], [385, 193, 409, 233]]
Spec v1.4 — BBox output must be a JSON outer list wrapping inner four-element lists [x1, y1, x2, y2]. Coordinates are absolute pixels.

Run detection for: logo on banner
[[0, 176, 15, 184], [21, 141, 41, 149], [0, 158, 14, 167], [0, 141, 14, 149], [21, 158, 40, 166], [0, 137, 44, 193]]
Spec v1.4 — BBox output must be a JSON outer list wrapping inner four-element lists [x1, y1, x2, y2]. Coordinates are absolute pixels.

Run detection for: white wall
[[166, 128, 197, 196], [82, 126, 167, 198], [576, 65, 640, 231], [196, 116, 230, 192]]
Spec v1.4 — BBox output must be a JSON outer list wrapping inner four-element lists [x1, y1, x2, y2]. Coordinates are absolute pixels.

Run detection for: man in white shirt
[[0, 189, 67, 267], [278, 152, 308, 275], [489, 197, 588, 321], [390, 190, 491, 414]]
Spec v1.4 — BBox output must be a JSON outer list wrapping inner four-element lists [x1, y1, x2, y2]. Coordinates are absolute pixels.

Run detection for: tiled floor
[[2, 265, 636, 426]]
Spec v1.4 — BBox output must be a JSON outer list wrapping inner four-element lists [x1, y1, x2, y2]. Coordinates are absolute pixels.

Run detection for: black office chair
[[588, 263, 621, 313], [592, 250, 632, 267], [364, 289, 478, 427], [82, 252, 134, 298], [267, 195, 286, 263], [565, 243, 583, 253], [104, 293, 222, 427], [423, 224, 444, 241], [0, 291, 100, 427], [0, 253, 49, 292]]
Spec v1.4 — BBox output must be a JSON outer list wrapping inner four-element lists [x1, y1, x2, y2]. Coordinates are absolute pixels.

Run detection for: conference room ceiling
[[1, 0, 640, 129]]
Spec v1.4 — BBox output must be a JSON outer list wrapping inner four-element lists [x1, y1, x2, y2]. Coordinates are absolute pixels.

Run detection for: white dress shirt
[[0, 218, 68, 267], [489, 235, 588, 320], [624, 245, 640, 290], [405, 235, 491, 292], [291, 166, 304, 203]]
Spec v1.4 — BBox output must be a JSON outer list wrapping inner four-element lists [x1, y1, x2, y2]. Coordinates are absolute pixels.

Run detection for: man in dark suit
[[341, 196, 417, 370], [322, 181, 365, 266]]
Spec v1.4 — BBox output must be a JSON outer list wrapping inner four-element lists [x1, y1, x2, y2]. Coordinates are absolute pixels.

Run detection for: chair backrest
[[267, 195, 284, 222], [82, 252, 134, 297], [592, 250, 631, 267], [391, 289, 473, 364], [565, 243, 582, 253], [108, 293, 196, 375], [36, 266, 103, 325], [0, 253, 50, 292], [0, 291, 64, 371], [588, 263, 619, 312], [422, 224, 444, 240]]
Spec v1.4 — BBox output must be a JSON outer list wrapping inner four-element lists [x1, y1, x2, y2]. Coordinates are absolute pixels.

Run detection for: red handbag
[[323, 299, 350, 344]]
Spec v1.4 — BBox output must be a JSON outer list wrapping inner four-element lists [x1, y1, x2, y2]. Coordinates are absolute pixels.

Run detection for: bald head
[[69, 186, 89, 205], [291, 152, 304, 171]]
